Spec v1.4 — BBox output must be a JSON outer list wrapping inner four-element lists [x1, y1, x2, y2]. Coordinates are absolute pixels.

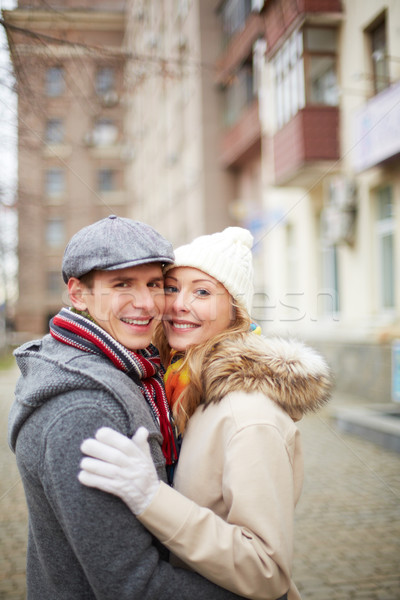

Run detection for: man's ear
[[68, 277, 89, 311]]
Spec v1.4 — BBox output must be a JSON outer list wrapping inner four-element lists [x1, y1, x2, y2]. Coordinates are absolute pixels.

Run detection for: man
[[9, 215, 244, 600]]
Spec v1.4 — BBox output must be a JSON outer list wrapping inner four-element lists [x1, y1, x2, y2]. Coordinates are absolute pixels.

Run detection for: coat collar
[[201, 334, 332, 421]]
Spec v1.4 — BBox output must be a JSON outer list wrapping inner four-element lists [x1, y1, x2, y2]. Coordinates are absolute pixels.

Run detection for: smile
[[171, 321, 199, 329], [120, 317, 151, 326]]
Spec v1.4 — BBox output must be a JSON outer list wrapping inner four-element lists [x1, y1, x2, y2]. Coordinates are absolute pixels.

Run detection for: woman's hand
[[79, 426, 160, 515]]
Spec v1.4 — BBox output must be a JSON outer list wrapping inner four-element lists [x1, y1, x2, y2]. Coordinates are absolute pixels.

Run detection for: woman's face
[[163, 267, 234, 351]]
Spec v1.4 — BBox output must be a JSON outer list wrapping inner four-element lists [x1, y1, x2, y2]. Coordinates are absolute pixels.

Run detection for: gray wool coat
[[9, 334, 245, 600]]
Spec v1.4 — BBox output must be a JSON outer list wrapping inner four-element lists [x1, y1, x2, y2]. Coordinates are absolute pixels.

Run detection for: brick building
[[3, 0, 128, 334]]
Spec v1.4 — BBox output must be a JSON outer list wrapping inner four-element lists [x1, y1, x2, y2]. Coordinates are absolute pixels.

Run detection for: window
[[320, 243, 340, 316], [95, 67, 115, 95], [286, 223, 298, 292], [368, 16, 389, 94], [224, 59, 254, 127], [45, 118, 64, 144], [45, 218, 65, 248], [320, 210, 340, 317], [308, 56, 337, 105], [92, 119, 118, 146], [304, 27, 338, 106], [45, 67, 65, 97], [376, 186, 395, 310], [274, 31, 305, 129], [98, 169, 117, 192], [273, 27, 338, 130], [220, 0, 252, 46], [322, 244, 340, 315], [45, 168, 65, 197]]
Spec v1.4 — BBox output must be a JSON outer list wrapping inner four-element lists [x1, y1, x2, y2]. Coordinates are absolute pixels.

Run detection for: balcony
[[216, 12, 265, 85], [353, 80, 400, 172], [273, 106, 339, 184], [264, 0, 343, 56], [220, 99, 261, 168]]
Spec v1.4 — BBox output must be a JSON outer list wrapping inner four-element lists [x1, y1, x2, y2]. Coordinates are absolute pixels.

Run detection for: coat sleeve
[[139, 422, 299, 600], [40, 392, 246, 600]]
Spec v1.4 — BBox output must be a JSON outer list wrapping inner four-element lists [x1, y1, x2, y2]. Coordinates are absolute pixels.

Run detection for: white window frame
[[45, 118, 64, 144], [98, 168, 117, 192], [273, 26, 338, 131], [45, 67, 65, 97], [45, 217, 65, 248], [319, 212, 340, 319], [96, 67, 115, 95], [376, 186, 395, 312], [45, 168, 65, 198]]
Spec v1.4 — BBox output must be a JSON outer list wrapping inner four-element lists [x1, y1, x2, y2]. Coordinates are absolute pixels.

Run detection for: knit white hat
[[165, 227, 254, 313]]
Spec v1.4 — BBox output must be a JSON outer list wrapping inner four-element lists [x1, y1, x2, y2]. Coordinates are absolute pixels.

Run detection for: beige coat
[[140, 335, 331, 600]]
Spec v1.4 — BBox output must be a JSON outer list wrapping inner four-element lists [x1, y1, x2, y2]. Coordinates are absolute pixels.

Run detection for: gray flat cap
[[62, 215, 174, 283]]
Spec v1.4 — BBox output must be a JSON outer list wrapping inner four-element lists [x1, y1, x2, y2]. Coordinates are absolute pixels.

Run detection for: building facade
[[254, 0, 400, 402], [123, 0, 237, 246], [4, 0, 400, 403], [128, 0, 400, 402], [3, 0, 128, 334], [123, 0, 267, 271]]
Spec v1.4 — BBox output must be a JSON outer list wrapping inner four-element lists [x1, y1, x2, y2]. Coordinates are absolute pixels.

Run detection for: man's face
[[72, 264, 165, 351]]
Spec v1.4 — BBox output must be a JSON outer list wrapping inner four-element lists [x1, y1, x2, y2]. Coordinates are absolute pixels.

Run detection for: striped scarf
[[50, 307, 178, 469]]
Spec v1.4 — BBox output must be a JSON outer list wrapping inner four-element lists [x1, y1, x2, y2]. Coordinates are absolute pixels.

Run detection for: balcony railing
[[273, 105, 339, 183], [220, 99, 261, 168]]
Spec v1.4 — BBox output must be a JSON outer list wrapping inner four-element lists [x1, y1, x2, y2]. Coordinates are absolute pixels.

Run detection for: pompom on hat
[[165, 227, 254, 314]]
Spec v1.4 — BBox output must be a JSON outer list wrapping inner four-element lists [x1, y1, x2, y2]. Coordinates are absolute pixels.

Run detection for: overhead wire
[[27, 0, 123, 117], [0, 7, 210, 218], [0, 89, 116, 214], [5, 17, 99, 119], [0, 16, 216, 74], [0, 11, 125, 213]]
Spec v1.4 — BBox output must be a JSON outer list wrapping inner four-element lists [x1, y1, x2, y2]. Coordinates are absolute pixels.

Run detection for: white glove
[[78, 426, 160, 515]]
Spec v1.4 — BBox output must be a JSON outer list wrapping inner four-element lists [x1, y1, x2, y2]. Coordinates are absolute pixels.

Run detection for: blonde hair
[[153, 302, 251, 433]]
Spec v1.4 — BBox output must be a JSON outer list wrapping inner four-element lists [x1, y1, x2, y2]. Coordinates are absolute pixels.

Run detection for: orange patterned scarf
[[163, 351, 190, 411], [163, 323, 262, 411]]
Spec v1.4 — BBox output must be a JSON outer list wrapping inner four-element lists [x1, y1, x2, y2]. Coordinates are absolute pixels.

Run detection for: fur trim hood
[[202, 334, 332, 421]]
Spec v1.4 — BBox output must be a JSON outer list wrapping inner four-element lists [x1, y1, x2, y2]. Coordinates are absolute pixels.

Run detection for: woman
[[79, 227, 331, 600]]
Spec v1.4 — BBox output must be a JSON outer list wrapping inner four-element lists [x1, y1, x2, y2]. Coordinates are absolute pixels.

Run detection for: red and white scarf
[[50, 307, 178, 469]]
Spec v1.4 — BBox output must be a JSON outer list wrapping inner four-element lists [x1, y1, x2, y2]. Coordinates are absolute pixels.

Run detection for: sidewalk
[[1, 364, 400, 599], [0, 365, 28, 600], [293, 403, 400, 599]]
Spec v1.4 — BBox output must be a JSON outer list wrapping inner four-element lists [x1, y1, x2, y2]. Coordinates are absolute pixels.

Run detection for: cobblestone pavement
[[0, 365, 28, 600], [1, 364, 400, 599], [293, 408, 400, 600]]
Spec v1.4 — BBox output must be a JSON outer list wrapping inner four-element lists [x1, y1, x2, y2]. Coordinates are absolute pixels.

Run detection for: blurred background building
[[2, 0, 129, 333], [2, 0, 400, 403]]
